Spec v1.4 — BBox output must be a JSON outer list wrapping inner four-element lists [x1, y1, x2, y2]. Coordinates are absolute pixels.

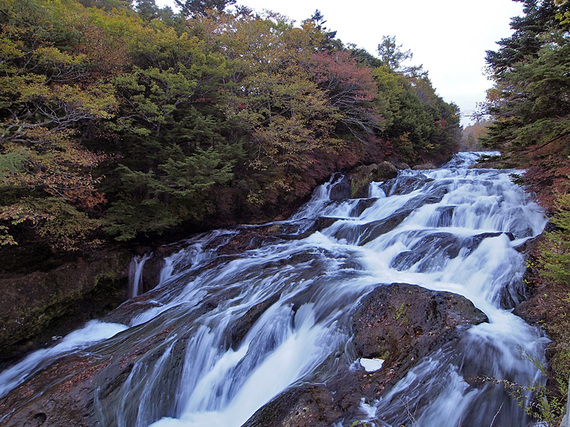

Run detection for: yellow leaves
[[0, 36, 25, 65], [0, 204, 52, 226], [34, 46, 87, 67], [556, 10, 570, 24], [10, 80, 118, 135], [0, 203, 52, 246], [0, 197, 101, 250]]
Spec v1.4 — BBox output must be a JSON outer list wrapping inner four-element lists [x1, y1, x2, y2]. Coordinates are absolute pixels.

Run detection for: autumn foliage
[[0, 0, 460, 252]]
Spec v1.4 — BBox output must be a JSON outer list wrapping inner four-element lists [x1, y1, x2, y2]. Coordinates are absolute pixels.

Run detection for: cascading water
[[0, 152, 549, 426], [128, 253, 153, 299]]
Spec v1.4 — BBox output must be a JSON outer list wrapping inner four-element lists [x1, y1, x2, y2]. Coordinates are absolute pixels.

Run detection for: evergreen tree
[[135, 0, 159, 21], [377, 35, 412, 71], [174, 0, 235, 16]]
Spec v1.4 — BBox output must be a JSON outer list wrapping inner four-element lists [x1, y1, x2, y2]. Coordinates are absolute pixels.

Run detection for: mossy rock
[[349, 162, 398, 198], [0, 249, 130, 362]]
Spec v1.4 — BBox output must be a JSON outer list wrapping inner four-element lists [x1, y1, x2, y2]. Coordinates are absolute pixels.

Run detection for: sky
[[154, 0, 524, 126]]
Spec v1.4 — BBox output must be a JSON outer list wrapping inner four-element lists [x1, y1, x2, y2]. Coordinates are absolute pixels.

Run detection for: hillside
[[0, 0, 460, 256]]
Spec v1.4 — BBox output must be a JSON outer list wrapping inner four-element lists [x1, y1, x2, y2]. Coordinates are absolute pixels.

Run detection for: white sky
[[155, 0, 523, 126]]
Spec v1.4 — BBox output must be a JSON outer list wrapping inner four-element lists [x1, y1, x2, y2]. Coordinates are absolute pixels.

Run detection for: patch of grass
[[393, 302, 407, 321]]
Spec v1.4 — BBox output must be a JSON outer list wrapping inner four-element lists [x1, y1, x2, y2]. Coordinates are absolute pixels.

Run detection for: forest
[[0, 0, 569, 423], [0, 0, 460, 254]]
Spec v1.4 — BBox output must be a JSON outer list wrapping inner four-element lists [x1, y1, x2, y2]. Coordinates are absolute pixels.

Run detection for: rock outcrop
[[245, 283, 488, 426], [347, 161, 399, 198], [0, 249, 130, 363]]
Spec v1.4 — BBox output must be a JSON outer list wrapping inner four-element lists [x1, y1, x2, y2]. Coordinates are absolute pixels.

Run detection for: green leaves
[[483, 0, 569, 210], [540, 193, 570, 284], [113, 66, 197, 135], [0, 0, 462, 248], [373, 65, 459, 164], [103, 144, 237, 240]]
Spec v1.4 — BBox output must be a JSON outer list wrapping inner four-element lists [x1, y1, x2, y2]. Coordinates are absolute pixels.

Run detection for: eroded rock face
[[245, 283, 488, 426], [0, 250, 130, 363], [348, 162, 399, 198]]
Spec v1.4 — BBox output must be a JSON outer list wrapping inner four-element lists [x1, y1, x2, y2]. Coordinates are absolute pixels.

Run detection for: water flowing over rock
[[245, 283, 487, 426], [0, 152, 550, 427]]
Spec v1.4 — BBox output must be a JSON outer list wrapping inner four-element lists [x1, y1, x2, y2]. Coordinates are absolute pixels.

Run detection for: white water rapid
[[0, 152, 549, 426]]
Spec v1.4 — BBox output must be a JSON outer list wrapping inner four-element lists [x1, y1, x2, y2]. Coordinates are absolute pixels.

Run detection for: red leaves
[[309, 50, 382, 136]]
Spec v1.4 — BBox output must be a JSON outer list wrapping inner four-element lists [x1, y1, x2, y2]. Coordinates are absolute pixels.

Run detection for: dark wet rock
[[331, 209, 413, 246], [244, 385, 343, 427], [412, 162, 437, 170], [329, 179, 352, 201], [0, 352, 103, 426], [215, 218, 348, 252], [380, 173, 434, 196], [312, 217, 341, 232], [352, 284, 488, 363], [358, 210, 413, 245], [278, 217, 340, 240], [136, 245, 185, 294], [0, 319, 186, 427], [348, 198, 379, 217], [390, 231, 513, 273], [391, 160, 411, 170], [497, 279, 527, 309], [226, 294, 281, 350], [103, 286, 166, 325], [0, 249, 130, 363], [141, 256, 164, 293], [216, 225, 284, 254], [513, 234, 540, 253], [348, 162, 399, 198], [434, 205, 455, 227], [244, 283, 488, 427]]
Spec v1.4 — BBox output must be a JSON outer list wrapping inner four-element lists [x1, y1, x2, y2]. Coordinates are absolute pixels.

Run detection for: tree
[[135, 0, 159, 21], [483, 0, 570, 208], [174, 0, 236, 17], [310, 50, 381, 138], [372, 63, 459, 164], [309, 9, 337, 49], [377, 35, 412, 71], [0, 0, 121, 250]]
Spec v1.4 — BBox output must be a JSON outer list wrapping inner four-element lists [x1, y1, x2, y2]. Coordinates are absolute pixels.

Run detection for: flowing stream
[[0, 152, 549, 426], [128, 253, 153, 299]]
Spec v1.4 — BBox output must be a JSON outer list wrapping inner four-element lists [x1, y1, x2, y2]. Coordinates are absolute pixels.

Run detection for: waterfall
[[0, 152, 550, 426], [128, 253, 152, 299]]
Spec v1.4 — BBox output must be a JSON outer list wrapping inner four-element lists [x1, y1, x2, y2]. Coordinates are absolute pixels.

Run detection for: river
[[0, 152, 549, 426]]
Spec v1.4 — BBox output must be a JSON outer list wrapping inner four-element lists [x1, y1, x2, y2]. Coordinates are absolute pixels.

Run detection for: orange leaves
[[309, 50, 382, 137]]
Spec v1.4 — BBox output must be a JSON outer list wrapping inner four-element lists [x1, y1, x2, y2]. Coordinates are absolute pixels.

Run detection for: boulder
[[349, 162, 399, 198], [351, 283, 488, 365], [329, 178, 352, 201], [245, 283, 488, 426], [412, 162, 437, 170]]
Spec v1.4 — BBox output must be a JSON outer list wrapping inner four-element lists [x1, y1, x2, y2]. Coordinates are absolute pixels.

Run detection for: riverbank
[[476, 153, 570, 424]]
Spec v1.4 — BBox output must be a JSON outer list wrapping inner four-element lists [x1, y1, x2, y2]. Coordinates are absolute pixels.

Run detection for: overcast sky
[[155, 0, 523, 126]]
